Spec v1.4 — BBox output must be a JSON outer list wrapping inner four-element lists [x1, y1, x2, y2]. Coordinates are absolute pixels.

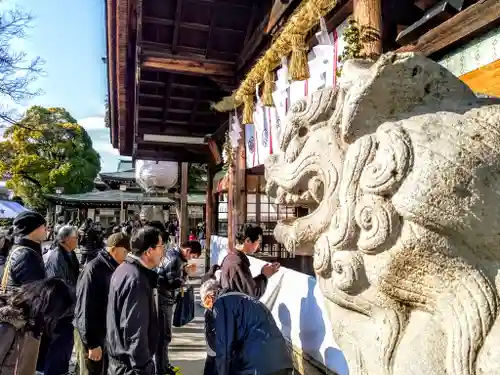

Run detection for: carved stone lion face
[[265, 88, 342, 255], [264, 52, 482, 257]]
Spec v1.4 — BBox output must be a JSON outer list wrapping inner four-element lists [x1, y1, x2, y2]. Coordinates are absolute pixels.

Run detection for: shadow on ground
[[174, 358, 206, 375]]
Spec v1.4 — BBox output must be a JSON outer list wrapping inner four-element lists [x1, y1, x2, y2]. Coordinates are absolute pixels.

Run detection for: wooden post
[[237, 126, 247, 226], [353, 0, 382, 59], [227, 161, 235, 250], [213, 191, 219, 236], [205, 164, 214, 271], [179, 162, 189, 243]]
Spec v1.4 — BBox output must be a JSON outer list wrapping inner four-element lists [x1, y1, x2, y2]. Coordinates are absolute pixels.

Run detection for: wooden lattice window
[[246, 193, 296, 259]]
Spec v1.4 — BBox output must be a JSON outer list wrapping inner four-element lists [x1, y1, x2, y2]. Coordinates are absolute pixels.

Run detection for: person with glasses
[[155, 240, 202, 375], [74, 232, 131, 375], [106, 226, 164, 375]]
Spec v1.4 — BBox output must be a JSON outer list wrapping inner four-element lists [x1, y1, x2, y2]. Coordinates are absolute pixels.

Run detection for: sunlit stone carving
[[264, 52, 500, 375]]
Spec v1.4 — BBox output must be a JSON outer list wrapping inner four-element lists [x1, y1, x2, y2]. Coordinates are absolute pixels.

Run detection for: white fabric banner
[[246, 18, 349, 169], [245, 124, 258, 169], [210, 235, 349, 375]]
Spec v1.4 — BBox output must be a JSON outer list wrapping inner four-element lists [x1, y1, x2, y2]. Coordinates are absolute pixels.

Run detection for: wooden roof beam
[[237, 11, 270, 71], [266, 0, 302, 34], [142, 54, 235, 77], [162, 74, 174, 123], [138, 125, 216, 137], [398, 0, 500, 56], [172, 0, 183, 54], [143, 16, 245, 34], [139, 118, 216, 127], [189, 0, 251, 8], [135, 148, 211, 163]]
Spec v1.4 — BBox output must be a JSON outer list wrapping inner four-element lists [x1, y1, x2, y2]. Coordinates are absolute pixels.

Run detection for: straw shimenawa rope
[[232, 0, 338, 123], [242, 94, 255, 125], [261, 69, 276, 107]]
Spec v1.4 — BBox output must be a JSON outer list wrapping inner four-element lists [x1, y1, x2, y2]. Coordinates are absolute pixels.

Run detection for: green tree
[[188, 163, 207, 192], [0, 106, 101, 210]]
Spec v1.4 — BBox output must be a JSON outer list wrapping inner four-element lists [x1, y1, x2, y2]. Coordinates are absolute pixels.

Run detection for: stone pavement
[[66, 252, 208, 375], [170, 254, 207, 375]]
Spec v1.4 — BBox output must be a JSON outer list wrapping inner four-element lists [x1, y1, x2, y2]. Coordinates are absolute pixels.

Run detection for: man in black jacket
[[2, 211, 47, 289], [79, 219, 102, 266], [44, 225, 80, 288], [107, 226, 164, 375], [38, 225, 80, 375], [74, 232, 130, 375], [155, 240, 202, 375], [200, 279, 293, 375]]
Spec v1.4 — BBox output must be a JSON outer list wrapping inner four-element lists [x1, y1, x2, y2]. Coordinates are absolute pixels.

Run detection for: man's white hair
[[200, 279, 221, 301], [56, 225, 77, 242]]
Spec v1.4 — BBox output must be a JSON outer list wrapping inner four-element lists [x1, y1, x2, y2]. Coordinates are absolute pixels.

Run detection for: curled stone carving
[[330, 250, 365, 294], [354, 194, 400, 254], [313, 234, 331, 276], [359, 126, 413, 196], [265, 52, 500, 375]]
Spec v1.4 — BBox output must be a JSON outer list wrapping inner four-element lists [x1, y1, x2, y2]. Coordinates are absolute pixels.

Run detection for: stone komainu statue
[[264, 52, 500, 375]]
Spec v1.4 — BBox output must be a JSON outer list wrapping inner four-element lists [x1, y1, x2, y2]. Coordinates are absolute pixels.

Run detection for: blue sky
[[1, 0, 127, 172]]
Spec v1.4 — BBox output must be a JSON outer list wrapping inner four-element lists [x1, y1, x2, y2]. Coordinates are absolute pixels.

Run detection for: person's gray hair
[[200, 279, 221, 301], [56, 225, 77, 242]]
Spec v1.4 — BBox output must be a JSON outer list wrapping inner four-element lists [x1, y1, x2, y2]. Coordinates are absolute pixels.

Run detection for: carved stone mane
[[264, 52, 500, 375]]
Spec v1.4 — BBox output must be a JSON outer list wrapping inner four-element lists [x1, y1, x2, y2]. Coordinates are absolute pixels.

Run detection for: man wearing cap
[[2, 211, 47, 288], [74, 232, 131, 375]]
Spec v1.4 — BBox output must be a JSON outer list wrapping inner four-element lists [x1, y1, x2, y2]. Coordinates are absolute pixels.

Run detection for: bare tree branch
[[0, 6, 44, 126]]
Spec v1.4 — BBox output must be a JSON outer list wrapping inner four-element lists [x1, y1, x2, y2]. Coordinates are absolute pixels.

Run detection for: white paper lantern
[[135, 160, 179, 192]]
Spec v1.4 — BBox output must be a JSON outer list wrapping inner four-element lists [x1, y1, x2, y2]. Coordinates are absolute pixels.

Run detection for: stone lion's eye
[[298, 127, 308, 137]]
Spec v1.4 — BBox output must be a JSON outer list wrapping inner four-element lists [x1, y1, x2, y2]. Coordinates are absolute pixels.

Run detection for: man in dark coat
[[155, 240, 202, 375], [3, 211, 47, 289], [79, 219, 102, 265], [44, 225, 80, 289], [37, 225, 80, 375], [74, 232, 131, 375], [200, 279, 293, 375], [106, 226, 164, 375]]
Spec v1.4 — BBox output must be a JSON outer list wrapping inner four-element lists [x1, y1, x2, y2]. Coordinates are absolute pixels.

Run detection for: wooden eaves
[[106, 0, 272, 163]]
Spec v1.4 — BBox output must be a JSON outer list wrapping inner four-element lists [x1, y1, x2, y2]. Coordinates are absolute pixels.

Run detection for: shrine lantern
[[135, 160, 179, 193]]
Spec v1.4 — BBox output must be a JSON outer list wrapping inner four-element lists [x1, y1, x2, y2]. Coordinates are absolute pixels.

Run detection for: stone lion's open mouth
[[266, 170, 323, 211], [265, 168, 325, 254]]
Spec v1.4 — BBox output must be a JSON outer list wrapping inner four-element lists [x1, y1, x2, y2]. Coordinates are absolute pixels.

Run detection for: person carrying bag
[[0, 250, 41, 375], [172, 279, 195, 328], [0, 278, 74, 375]]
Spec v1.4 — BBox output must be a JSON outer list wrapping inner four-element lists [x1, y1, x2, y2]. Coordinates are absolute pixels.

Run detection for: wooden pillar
[[227, 161, 235, 249], [354, 0, 382, 59], [237, 126, 247, 226], [213, 192, 219, 236], [256, 176, 262, 225], [179, 162, 189, 243], [205, 164, 214, 271]]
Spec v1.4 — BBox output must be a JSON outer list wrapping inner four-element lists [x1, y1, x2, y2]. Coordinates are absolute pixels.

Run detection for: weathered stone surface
[[264, 52, 500, 375]]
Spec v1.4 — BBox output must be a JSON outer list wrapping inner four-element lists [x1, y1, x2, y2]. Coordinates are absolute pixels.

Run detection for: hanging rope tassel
[[289, 33, 310, 82], [242, 94, 255, 124], [261, 70, 276, 107]]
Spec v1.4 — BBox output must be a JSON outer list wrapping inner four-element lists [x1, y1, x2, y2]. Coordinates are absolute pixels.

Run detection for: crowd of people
[[0, 210, 293, 375]]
